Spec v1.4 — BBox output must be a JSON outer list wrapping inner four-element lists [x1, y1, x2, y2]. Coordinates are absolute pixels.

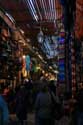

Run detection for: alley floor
[[9, 112, 71, 125]]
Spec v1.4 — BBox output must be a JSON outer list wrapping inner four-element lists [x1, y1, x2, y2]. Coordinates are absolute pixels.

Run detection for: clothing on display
[[25, 55, 31, 71]]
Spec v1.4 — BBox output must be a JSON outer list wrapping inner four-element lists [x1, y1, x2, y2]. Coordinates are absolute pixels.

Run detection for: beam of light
[[53, 0, 56, 20], [40, 0, 47, 19], [24, 0, 35, 20], [29, 0, 36, 14], [53, 0, 57, 28], [28, 0, 38, 21], [51, 0, 55, 20], [34, 0, 42, 21], [24, 0, 38, 21], [49, 0, 52, 20], [48, 0, 56, 21], [50, 0, 54, 21], [43, 0, 49, 20]]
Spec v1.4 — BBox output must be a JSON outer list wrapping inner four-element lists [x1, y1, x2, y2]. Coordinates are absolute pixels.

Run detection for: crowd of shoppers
[[0, 79, 83, 125]]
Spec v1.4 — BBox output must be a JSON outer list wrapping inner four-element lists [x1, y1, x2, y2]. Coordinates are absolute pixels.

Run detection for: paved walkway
[[10, 113, 71, 125], [28, 113, 71, 125]]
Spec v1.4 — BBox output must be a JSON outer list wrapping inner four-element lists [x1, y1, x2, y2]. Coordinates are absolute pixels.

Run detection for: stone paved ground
[[28, 113, 71, 125], [9, 113, 71, 125]]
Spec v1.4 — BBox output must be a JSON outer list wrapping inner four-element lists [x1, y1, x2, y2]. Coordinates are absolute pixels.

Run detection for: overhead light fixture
[[37, 29, 44, 43]]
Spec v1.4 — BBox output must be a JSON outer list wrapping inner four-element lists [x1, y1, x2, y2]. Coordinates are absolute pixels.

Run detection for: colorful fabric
[[25, 55, 31, 71]]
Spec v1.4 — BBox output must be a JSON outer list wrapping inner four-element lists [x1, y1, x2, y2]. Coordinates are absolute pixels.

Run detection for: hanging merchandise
[[0, 28, 12, 63], [15, 57, 22, 72], [22, 55, 26, 68], [21, 67, 27, 78], [33, 65, 38, 73], [30, 58, 38, 73], [1, 28, 10, 41], [25, 55, 31, 71], [0, 43, 8, 62], [6, 40, 11, 53]]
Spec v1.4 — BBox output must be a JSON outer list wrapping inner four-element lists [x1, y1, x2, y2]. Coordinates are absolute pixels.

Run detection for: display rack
[[0, 13, 24, 88]]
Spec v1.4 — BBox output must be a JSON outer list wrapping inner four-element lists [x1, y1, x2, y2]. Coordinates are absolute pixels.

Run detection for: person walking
[[15, 85, 29, 125], [35, 80, 55, 125], [0, 89, 9, 125]]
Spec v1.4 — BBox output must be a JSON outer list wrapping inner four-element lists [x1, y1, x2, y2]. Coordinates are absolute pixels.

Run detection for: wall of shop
[[75, 0, 83, 39], [0, 10, 28, 88]]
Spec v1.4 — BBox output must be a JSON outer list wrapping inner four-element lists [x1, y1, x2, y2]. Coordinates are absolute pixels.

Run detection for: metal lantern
[[37, 30, 44, 43]]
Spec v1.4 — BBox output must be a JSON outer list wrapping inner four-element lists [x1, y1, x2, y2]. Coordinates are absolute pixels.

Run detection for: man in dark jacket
[[15, 85, 29, 125]]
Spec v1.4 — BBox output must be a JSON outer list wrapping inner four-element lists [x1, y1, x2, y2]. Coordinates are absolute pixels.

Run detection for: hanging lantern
[[37, 30, 44, 43]]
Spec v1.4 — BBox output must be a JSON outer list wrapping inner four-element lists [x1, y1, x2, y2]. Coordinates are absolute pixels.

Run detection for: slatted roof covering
[[0, 0, 33, 29], [0, 0, 83, 39], [24, 0, 62, 21], [0, 0, 62, 37]]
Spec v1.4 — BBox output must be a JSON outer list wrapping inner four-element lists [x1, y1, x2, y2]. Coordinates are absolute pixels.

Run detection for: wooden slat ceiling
[[0, 0, 62, 37], [0, 0, 83, 39]]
